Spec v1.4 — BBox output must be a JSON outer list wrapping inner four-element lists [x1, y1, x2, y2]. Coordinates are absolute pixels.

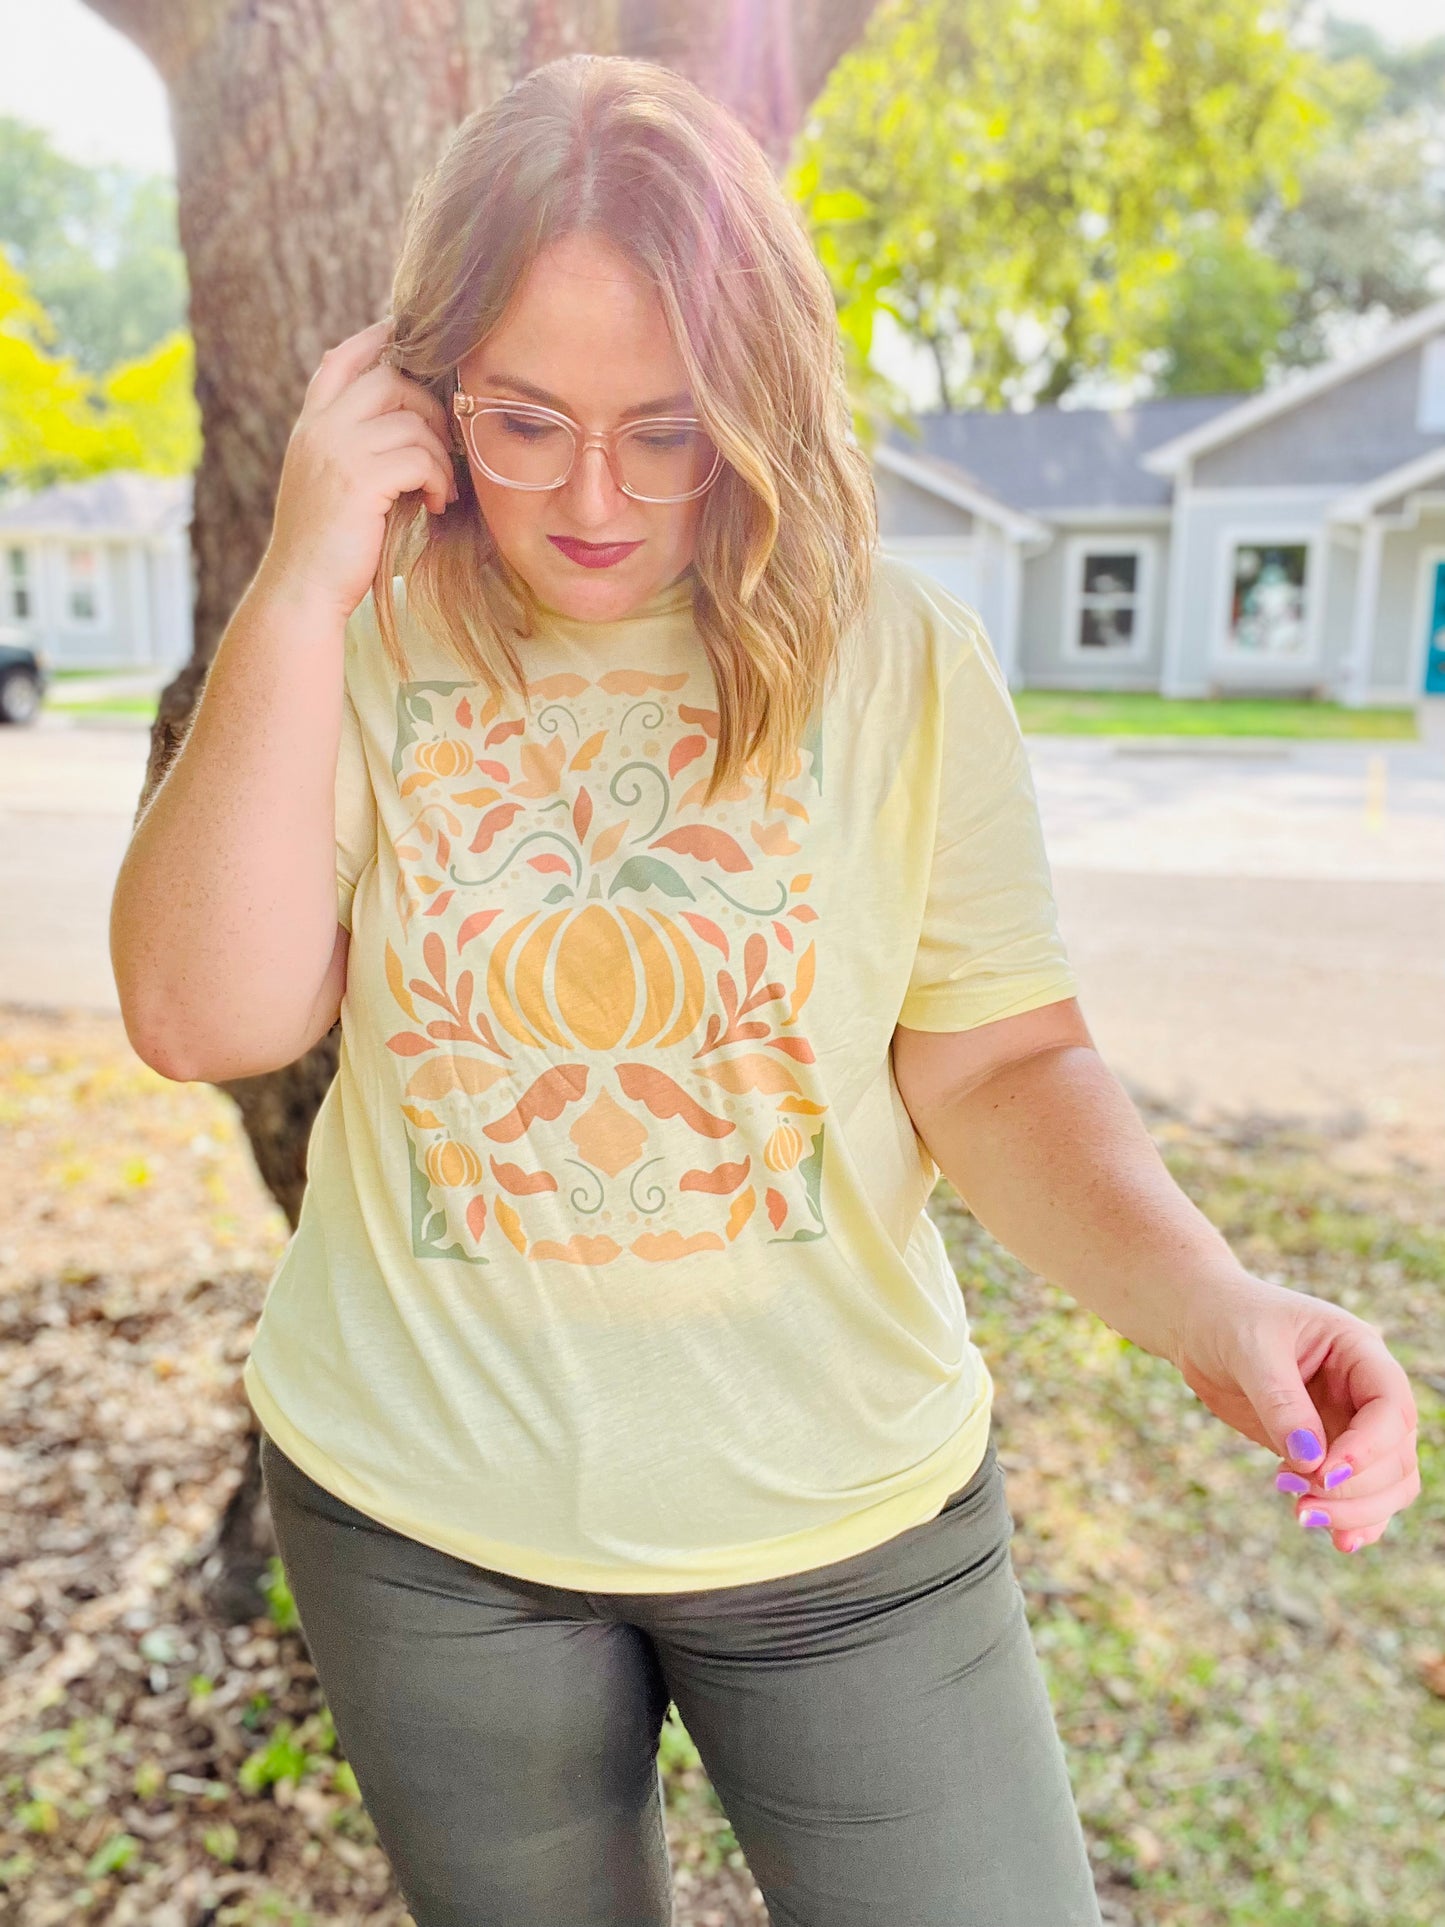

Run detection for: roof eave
[[1140, 297, 1445, 474], [872, 441, 1049, 543]]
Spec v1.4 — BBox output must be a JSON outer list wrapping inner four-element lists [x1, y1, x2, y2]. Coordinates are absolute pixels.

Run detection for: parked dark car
[[0, 628, 49, 725]]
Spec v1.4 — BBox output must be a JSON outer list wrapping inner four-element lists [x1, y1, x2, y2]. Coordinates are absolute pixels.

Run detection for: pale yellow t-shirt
[[243, 552, 1080, 1590]]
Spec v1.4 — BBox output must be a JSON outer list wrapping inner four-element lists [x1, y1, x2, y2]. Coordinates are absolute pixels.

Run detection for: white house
[[0, 471, 193, 672], [875, 295, 1445, 705]]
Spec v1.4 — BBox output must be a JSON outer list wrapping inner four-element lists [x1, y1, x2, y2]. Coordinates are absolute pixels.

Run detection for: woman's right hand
[[258, 317, 459, 624]]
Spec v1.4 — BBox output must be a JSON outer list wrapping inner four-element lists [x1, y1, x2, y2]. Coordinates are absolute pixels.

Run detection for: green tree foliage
[[790, 0, 1336, 413], [0, 246, 199, 490], [0, 120, 197, 488], [0, 117, 189, 374]]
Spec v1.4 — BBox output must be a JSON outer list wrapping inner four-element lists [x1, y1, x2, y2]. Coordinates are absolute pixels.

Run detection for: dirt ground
[[2, 1000, 1439, 1925]]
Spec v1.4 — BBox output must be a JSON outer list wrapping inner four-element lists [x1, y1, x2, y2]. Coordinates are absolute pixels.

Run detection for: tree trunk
[[83, 0, 880, 1624]]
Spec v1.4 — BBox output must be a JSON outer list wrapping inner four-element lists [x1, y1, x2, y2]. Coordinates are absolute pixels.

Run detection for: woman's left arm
[[893, 1003, 1422, 1557]]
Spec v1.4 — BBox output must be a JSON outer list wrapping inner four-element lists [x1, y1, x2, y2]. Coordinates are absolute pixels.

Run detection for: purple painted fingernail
[[1323, 1465, 1353, 1490], [1301, 1509, 1331, 1529], [1287, 1429, 1323, 1463], [1276, 1472, 1310, 1494]]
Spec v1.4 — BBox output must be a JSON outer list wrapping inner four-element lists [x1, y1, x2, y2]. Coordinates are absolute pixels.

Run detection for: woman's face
[[455, 231, 708, 624]]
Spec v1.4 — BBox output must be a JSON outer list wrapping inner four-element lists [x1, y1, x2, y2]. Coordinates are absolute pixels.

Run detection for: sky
[[1, 0, 1442, 176]]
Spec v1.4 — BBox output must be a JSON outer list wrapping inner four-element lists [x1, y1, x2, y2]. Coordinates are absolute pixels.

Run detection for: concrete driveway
[[3, 715, 1443, 1169]]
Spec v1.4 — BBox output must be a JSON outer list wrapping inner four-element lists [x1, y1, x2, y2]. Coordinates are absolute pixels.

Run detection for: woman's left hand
[[1168, 1273, 1421, 1554]]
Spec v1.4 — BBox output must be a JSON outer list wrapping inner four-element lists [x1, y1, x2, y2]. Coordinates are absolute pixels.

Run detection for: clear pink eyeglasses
[[451, 374, 724, 504]]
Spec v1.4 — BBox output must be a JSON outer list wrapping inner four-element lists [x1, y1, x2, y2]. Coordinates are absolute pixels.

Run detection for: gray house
[[876, 294, 1445, 704], [0, 471, 193, 672]]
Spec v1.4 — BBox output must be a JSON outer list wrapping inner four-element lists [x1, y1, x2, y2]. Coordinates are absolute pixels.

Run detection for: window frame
[[61, 542, 108, 631], [1416, 337, 1445, 434], [1211, 524, 1323, 669], [4, 544, 33, 624], [1059, 533, 1157, 665]]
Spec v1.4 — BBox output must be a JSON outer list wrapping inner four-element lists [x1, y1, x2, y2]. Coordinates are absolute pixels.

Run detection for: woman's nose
[[566, 439, 628, 519]]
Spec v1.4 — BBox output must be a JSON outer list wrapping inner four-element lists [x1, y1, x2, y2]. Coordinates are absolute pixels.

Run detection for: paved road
[[3, 716, 1442, 1166]]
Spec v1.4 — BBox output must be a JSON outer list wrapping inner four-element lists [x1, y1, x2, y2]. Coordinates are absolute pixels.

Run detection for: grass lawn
[[1014, 690, 1420, 740], [44, 697, 159, 716]]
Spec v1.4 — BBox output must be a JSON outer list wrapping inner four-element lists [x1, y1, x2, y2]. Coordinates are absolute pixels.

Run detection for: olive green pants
[[260, 1427, 1103, 1926]]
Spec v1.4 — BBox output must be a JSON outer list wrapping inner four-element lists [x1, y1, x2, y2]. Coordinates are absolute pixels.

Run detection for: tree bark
[[83, 0, 880, 1624]]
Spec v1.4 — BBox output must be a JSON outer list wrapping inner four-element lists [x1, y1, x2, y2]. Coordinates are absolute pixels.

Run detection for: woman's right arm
[[109, 318, 457, 1083]]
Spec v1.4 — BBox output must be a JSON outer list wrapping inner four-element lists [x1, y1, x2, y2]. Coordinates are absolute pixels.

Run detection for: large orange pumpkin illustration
[[486, 904, 707, 1051]]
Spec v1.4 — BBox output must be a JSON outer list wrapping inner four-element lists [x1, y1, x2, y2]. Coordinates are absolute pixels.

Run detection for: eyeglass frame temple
[[451, 379, 723, 501]]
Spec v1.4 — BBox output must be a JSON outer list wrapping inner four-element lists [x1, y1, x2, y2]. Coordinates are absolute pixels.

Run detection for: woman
[[111, 53, 1420, 1927]]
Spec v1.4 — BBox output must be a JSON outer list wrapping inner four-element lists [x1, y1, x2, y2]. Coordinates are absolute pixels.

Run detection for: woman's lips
[[548, 536, 643, 570]]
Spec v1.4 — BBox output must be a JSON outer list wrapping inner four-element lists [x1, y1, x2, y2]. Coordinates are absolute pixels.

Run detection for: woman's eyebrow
[[480, 372, 694, 417]]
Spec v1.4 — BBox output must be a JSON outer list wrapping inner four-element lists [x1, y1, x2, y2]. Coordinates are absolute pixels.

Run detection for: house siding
[[874, 467, 976, 539], [1165, 490, 1345, 694], [1018, 520, 1167, 689], [1376, 509, 1445, 693], [1192, 335, 1445, 490]]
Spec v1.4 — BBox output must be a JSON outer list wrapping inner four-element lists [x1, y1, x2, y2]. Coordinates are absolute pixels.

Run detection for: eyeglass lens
[[467, 407, 717, 499]]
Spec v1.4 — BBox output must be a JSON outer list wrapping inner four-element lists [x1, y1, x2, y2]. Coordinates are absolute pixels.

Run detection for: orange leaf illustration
[[494, 1197, 527, 1253], [679, 703, 719, 737], [765, 1188, 787, 1230], [455, 696, 473, 729], [385, 942, 418, 1020], [696, 1054, 802, 1096], [484, 1064, 589, 1142], [422, 890, 455, 917], [680, 912, 729, 956], [470, 801, 525, 854], [515, 736, 567, 797], [668, 734, 708, 778], [649, 825, 752, 872], [679, 1159, 751, 1194], [485, 717, 525, 747], [786, 941, 815, 1022], [489, 1157, 560, 1196], [457, 909, 503, 951], [465, 1193, 488, 1242], [726, 1189, 756, 1239], [385, 1032, 433, 1056], [573, 789, 593, 841], [615, 1065, 733, 1138], [570, 729, 607, 770], [589, 819, 628, 863], [751, 818, 800, 856]]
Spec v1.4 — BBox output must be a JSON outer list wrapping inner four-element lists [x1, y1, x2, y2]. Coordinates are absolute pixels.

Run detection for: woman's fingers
[[330, 360, 454, 453], [304, 318, 393, 415], [1281, 1439, 1419, 1552]]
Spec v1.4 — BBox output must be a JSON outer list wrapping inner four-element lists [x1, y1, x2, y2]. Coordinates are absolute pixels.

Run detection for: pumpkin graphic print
[[381, 656, 828, 1267]]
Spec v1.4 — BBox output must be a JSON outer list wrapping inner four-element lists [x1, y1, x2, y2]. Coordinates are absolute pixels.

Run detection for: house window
[[1063, 540, 1152, 659], [1418, 337, 1445, 433], [65, 545, 101, 625], [1225, 541, 1310, 657], [1078, 552, 1139, 649], [4, 547, 30, 621]]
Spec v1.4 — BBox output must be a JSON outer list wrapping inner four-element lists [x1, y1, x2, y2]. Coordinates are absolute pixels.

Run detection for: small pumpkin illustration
[[416, 736, 473, 779], [424, 1137, 486, 1188], [763, 1121, 805, 1172]]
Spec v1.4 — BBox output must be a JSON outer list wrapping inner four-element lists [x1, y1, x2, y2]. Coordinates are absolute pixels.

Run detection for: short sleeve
[[896, 594, 1079, 1032], [334, 649, 377, 934]]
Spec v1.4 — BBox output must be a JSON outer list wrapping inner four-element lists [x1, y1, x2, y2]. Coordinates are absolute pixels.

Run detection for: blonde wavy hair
[[373, 51, 878, 809]]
